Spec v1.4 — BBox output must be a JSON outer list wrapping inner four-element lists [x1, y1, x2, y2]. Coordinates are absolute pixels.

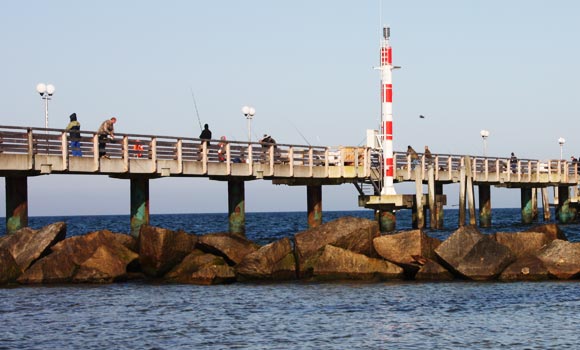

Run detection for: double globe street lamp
[[36, 83, 55, 129], [242, 105, 256, 143]]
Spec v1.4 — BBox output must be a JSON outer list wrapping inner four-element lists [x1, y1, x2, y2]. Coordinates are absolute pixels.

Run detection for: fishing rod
[[190, 87, 203, 132]]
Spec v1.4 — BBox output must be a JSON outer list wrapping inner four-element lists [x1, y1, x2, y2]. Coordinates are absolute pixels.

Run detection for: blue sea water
[[1, 209, 579, 349]]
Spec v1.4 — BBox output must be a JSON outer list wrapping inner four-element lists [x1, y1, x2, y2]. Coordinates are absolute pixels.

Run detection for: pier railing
[[0, 125, 578, 185]]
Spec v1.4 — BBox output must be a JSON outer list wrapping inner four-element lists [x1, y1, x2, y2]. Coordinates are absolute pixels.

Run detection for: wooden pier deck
[[1, 125, 579, 235]]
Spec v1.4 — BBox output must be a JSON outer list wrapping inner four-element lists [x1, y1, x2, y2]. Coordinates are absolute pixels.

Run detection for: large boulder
[[435, 225, 515, 280], [536, 240, 580, 279], [309, 245, 403, 281], [197, 233, 260, 265], [373, 229, 441, 275], [499, 256, 550, 281], [524, 224, 567, 241], [0, 248, 21, 284], [492, 231, 550, 259], [236, 237, 296, 281], [0, 222, 66, 271], [18, 230, 138, 284], [138, 225, 197, 277], [165, 250, 236, 285], [294, 217, 380, 277]]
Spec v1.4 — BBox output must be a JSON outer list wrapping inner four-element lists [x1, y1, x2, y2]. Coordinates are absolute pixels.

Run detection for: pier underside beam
[[521, 188, 533, 224], [130, 177, 150, 237], [557, 186, 576, 224], [307, 185, 322, 228], [478, 185, 491, 228], [542, 188, 551, 221], [228, 180, 246, 236], [5, 176, 28, 234]]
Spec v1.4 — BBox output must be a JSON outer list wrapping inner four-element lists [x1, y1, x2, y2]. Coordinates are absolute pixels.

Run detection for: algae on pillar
[[5, 176, 28, 234], [307, 185, 322, 228], [521, 188, 533, 224], [130, 177, 150, 237], [478, 185, 491, 228], [557, 186, 577, 224], [228, 180, 246, 236]]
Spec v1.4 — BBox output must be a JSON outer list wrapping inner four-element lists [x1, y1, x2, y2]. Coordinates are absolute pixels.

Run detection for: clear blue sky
[[1, 1, 579, 216]]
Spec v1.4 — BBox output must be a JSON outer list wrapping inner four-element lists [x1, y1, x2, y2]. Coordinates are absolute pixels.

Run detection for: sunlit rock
[[236, 237, 296, 281], [138, 225, 197, 277], [197, 232, 259, 265]]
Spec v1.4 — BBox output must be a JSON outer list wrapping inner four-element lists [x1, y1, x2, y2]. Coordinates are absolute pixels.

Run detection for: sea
[[1, 209, 579, 349]]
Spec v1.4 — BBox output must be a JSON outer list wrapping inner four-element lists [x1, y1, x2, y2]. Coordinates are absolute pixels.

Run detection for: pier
[[1, 125, 579, 236]]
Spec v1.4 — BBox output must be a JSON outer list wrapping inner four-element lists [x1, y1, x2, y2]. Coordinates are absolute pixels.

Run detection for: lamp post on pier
[[242, 105, 256, 143], [35, 83, 55, 129], [558, 137, 566, 160], [480, 129, 489, 157]]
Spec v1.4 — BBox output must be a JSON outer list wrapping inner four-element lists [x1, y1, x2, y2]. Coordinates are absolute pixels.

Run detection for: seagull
[[419, 115, 425, 119]]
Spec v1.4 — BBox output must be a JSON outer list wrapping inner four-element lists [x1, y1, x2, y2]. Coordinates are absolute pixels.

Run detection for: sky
[[1, 1, 579, 216]]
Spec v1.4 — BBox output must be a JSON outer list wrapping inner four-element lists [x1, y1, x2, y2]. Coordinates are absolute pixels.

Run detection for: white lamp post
[[480, 129, 490, 157], [36, 83, 55, 129], [558, 137, 566, 160], [242, 105, 256, 142]]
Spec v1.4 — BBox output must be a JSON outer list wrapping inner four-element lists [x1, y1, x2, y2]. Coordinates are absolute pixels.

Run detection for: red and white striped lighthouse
[[380, 26, 396, 195]]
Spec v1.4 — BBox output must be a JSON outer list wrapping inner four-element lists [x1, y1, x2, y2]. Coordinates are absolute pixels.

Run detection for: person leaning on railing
[[97, 117, 117, 158]]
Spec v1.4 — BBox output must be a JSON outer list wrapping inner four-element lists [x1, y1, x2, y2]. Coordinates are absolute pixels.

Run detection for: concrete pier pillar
[[557, 186, 576, 223], [521, 188, 533, 224], [414, 167, 424, 229], [435, 183, 444, 229], [541, 187, 551, 221], [307, 185, 322, 228], [427, 166, 436, 229], [130, 177, 149, 237], [378, 207, 396, 233], [478, 185, 491, 228], [465, 157, 476, 225], [532, 188, 538, 221], [228, 180, 245, 236], [459, 166, 466, 227], [5, 176, 28, 234]]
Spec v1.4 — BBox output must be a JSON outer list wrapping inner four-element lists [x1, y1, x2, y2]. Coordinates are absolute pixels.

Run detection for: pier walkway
[[1, 125, 579, 235]]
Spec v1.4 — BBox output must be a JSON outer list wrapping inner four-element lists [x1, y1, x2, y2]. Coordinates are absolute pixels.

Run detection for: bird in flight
[[419, 115, 425, 119]]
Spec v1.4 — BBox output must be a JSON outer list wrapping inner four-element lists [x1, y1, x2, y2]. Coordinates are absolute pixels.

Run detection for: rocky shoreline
[[1, 217, 579, 285]]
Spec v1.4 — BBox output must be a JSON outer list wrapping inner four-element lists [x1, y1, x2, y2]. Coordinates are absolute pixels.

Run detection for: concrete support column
[[435, 183, 444, 229], [378, 207, 396, 233], [5, 176, 28, 234], [414, 167, 424, 229], [228, 180, 245, 236], [478, 185, 491, 228], [541, 187, 551, 221], [307, 185, 322, 228], [532, 188, 538, 221], [557, 186, 576, 224], [458, 166, 466, 227], [521, 188, 533, 224], [427, 166, 436, 229], [130, 177, 149, 237]]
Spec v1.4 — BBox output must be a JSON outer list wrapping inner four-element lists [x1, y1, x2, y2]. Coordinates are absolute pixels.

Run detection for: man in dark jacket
[[65, 113, 82, 156]]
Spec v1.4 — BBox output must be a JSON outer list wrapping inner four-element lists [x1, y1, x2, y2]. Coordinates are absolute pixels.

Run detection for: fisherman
[[407, 145, 419, 168], [97, 117, 116, 158], [259, 134, 277, 162]]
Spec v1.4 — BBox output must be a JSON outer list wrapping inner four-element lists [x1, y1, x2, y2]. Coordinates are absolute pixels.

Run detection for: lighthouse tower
[[379, 26, 396, 195]]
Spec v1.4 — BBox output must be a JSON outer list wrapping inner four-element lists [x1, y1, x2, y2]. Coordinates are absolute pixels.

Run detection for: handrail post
[[176, 139, 183, 173], [61, 131, 68, 170], [151, 137, 157, 173], [308, 147, 313, 177], [202, 140, 208, 174], [93, 134, 99, 171], [289, 146, 294, 177], [27, 128, 34, 169], [269, 144, 274, 176], [247, 144, 253, 175], [226, 143, 231, 175], [123, 136, 129, 172]]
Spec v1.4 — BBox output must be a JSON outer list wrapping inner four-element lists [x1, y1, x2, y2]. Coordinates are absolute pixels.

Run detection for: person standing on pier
[[510, 152, 518, 173], [198, 124, 212, 160], [407, 145, 419, 168], [97, 117, 117, 158], [65, 113, 82, 156], [424, 145, 433, 166]]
